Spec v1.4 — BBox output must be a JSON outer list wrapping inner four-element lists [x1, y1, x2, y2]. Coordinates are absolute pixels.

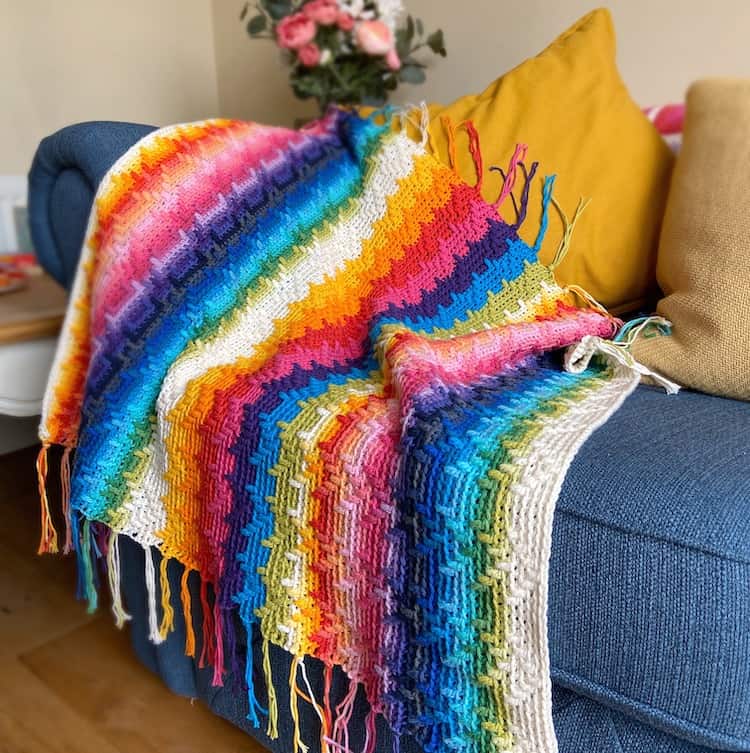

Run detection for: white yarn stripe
[[500, 356, 640, 753], [118, 132, 424, 545], [143, 544, 165, 645]]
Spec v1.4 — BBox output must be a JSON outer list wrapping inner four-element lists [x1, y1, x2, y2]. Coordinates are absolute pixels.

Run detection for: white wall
[[212, 0, 750, 125], [0, 0, 220, 173]]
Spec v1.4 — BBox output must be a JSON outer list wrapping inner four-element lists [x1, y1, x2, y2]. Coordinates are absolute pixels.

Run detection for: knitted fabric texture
[[634, 79, 750, 401], [39, 108, 646, 753]]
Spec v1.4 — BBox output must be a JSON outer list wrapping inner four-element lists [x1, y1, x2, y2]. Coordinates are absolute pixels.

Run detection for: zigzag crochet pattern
[[38, 107, 657, 753]]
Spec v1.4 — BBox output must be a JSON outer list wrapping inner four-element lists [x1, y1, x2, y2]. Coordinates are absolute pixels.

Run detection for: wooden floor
[[0, 446, 265, 753]]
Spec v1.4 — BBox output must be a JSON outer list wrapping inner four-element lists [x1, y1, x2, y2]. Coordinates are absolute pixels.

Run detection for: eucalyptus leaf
[[399, 64, 426, 84], [415, 18, 423, 37], [263, 0, 292, 20], [426, 29, 446, 55], [406, 15, 415, 41], [395, 29, 410, 59], [240, 3, 249, 21], [247, 14, 268, 35]]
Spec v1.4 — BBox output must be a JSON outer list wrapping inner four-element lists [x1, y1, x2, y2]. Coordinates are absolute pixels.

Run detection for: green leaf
[[405, 15, 415, 41], [263, 0, 292, 20], [399, 64, 426, 85], [426, 29, 446, 56], [415, 18, 423, 37], [395, 28, 410, 59], [247, 14, 268, 35], [240, 3, 249, 21]]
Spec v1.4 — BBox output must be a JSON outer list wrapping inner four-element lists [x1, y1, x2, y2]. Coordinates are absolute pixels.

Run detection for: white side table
[[0, 274, 66, 453]]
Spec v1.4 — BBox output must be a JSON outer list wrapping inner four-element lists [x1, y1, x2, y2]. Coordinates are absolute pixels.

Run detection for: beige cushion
[[633, 79, 750, 401]]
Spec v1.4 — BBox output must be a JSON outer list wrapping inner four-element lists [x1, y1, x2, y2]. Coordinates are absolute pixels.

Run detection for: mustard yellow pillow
[[427, 9, 674, 314]]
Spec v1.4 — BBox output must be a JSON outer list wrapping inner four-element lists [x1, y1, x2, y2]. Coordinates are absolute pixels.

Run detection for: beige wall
[[3, 1, 748, 175], [0, 0, 219, 173], [212, 0, 750, 125]]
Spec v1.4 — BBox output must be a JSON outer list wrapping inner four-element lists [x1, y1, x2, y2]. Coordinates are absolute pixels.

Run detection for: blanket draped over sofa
[[37, 108, 671, 753]]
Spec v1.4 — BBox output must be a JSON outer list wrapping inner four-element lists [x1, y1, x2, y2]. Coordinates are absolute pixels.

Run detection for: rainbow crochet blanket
[[38, 108, 659, 753]]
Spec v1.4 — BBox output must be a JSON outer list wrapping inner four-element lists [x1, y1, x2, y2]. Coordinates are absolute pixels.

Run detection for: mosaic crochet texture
[[38, 108, 645, 753]]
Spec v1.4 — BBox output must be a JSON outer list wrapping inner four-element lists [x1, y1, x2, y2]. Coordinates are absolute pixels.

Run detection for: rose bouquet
[[241, 0, 446, 112]]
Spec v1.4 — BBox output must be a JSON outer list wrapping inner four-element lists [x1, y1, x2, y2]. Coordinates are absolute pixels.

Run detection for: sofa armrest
[[27, 121, 156, 289]]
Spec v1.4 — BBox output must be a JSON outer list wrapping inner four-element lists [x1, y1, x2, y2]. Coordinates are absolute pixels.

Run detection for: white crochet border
[[501, 356, 640, 753]]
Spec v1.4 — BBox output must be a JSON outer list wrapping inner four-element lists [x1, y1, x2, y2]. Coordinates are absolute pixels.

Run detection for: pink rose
[[298, 42, 322, 67], [336, 12, 355, 31], [385, 47, 401, 71], [354, 20, 393, 56], [303, 0, 339, 25], [275, 13, 316, 51]]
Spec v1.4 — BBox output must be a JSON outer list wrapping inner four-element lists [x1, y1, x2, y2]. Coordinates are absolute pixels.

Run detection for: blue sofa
[[28, 122, 750, 753]]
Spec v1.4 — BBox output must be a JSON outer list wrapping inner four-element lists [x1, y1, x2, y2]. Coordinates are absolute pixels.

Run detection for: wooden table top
[[0, 274, 67, 345]]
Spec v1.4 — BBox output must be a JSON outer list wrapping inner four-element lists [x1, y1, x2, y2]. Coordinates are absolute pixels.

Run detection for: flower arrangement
[[241, 0, 446, 112]]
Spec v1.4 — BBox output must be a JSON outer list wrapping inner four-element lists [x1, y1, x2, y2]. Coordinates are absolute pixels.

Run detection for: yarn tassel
[[80, 518, 98, 613], [180, 568, 196, 657], [225, 613, 242, 693], [298, 658, 328, 753], [614, 315, 673, 345], [363, 707, 377, 753], [289, 657, 309, 753], [566, 284, 617, 325], [533, 175, 557, 252], [261, 636, 277, 735], [462, 121, 484, 190], [211, 601, 225, 687], [513, 161, 539, 230], [106, 534, 131, 627], [198, 578, 214, 668], [60, 446, 73, 554], [36, 444, 58, 554], [440, 115, 458, 173], [564, 323, 681, 394], [332, 677, 358, 753], [323, 663, 334, 752], [549, 195, 591, 270], [158, 556, 175, 639], [144, 547, 164, 644], [493, 143, 528, 217]]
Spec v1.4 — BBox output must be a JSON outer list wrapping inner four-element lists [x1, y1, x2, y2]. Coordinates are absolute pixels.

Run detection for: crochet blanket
[[38, 108, 662, 753]]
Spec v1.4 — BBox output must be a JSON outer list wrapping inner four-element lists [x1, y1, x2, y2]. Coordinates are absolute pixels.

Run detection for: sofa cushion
[[550, 385, 750, 750], [552, 686, 718, 753]]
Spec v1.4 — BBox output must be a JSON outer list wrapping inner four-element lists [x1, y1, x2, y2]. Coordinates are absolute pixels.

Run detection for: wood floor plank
[[2, 446, 266, 752], [21, 619, 264, 753], [0, 659, 121, 753], [0, 541, 92, 659]]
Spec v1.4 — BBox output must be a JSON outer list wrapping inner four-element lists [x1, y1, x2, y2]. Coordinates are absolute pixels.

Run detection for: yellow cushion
[[426, 9, 674, 314]]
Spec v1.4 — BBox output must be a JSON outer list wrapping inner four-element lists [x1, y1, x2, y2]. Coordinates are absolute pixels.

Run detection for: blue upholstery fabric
[[119, 535, 721, 753], [551, 386, 750, 751], [29, 122, 749, 753], [27, 121, 155, 286]]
